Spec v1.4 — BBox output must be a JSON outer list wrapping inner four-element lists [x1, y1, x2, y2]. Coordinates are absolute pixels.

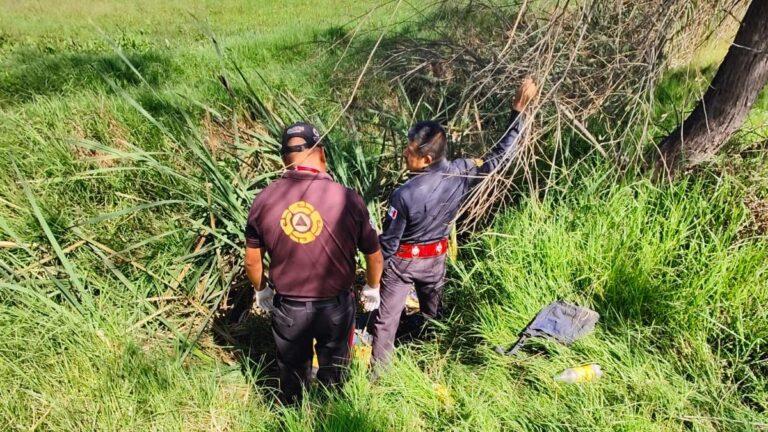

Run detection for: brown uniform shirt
[[245, 168, 380, 299]]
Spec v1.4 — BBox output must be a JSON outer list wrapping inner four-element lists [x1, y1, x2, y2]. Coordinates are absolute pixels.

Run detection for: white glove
[[361, 284, 381, 312], [255, 286, 276, 313]]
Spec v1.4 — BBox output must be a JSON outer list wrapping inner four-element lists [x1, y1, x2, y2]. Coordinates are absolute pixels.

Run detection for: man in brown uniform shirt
[[244, 122, 383, 404]]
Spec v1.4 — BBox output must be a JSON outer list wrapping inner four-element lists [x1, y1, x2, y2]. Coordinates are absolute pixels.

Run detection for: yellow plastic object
[[310, 332, 373, 373], [554, 364, 603, 383], [433, 383, 454, 407], [448, 225, 458, 262], [353, 343, 372, 366]]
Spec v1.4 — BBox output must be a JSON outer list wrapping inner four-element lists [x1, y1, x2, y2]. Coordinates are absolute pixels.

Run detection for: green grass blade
[[81, 199, 189, 226], [12, 162, 88, 315]]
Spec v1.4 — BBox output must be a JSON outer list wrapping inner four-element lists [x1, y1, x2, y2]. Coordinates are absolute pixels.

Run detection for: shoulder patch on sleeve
[[387, 206, 398, 220]]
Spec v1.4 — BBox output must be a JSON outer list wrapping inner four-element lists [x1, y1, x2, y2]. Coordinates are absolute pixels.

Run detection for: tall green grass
[[2, 164, 766, 430], [0, 0, 405, 253], [1, 1, 767, 430]]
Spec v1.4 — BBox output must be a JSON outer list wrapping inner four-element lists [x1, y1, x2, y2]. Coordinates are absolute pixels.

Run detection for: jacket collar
[[408, 159, 449, 177], [282, 169, 332, 181], [425, 159, 450, 172]]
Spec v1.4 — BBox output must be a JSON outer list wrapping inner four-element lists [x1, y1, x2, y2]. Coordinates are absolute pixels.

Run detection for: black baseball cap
[[281, 122, 322, 155]]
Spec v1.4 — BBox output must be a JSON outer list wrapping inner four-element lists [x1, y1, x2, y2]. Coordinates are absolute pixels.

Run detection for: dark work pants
[[271, 291, 355, 404], [372, 255, 446, 364]]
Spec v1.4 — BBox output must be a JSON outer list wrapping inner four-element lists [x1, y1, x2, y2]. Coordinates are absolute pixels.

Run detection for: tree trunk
[[655, 0, 768, 179]]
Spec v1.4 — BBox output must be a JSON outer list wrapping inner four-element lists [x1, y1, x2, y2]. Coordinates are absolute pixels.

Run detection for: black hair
[[408, 121, 447, 163]]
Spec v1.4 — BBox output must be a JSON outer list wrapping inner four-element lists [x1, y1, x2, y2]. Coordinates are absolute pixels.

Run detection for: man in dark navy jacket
[[367, 78, 538, 365]]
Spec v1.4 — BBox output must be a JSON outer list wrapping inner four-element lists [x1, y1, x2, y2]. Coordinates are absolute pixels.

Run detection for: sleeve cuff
[[360, 242, 381, 255]]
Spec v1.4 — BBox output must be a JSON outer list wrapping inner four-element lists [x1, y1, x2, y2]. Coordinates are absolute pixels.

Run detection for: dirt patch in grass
[[745, 194, 768, 236]]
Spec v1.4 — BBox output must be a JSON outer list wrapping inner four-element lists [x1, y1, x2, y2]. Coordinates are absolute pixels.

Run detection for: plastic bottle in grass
[[554, 364, 603, 383]]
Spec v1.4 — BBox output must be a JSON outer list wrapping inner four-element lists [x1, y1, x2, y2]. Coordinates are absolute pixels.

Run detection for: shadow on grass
[[210, 269, 443, 403], [0, 48, 176, 105], [212, 273, 280, 399]]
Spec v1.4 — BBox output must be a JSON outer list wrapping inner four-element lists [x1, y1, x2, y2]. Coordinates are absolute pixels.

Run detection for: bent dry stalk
[[360, 0, 745, 232]]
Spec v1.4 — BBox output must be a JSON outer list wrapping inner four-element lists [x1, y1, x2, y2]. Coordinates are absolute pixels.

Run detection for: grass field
[[1, 1, 767, 431]]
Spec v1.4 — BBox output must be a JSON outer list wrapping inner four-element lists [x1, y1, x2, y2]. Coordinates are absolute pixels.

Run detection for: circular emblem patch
[[280, 201, 323, 244]]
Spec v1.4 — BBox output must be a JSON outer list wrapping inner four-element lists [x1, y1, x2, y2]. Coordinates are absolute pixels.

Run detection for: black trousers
[[271, 291, 355, 404]]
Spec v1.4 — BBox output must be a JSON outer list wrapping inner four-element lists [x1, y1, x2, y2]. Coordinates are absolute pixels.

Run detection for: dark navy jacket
[[379, 111, 525, 259]]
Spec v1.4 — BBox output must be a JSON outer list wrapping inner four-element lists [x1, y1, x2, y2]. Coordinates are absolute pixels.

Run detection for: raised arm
[[475, 109, 525, 177], [457, 78, 538, 185]]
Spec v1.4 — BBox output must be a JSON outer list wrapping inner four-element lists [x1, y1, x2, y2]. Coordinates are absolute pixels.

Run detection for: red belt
[[395, 238, 448, 259]]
